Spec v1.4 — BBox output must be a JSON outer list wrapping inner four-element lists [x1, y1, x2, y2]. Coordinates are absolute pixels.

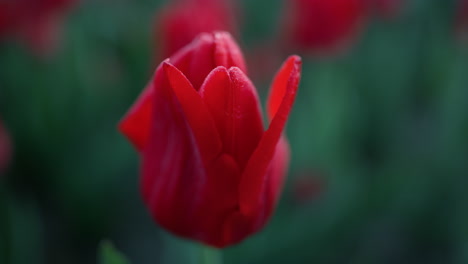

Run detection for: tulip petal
[[214, 31, 247, 73], [119, 32, 248, 152], [118, 43, 194, 151], [267, 55, 300, 120], [184, 33, 217, 90], [141, 64, 207, 236], [118, 81, 154, 151], [265, 137, 290, 209], [199, 66, 264, 170], [142, 65, 242, 245], [163, 61, 223, 165], [239, 55, 301, 216]]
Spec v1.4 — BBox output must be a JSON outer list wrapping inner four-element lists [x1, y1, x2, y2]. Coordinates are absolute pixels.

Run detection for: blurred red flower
[[0, 0, 76, 55], [282, 0, 367, 55], [371, 0, 402, 19], [292, 171, 326, 204], [0, 121, 11, 175], [457, 0, 468, 42], [155, 0, 236, 59], [119, 32, 301, 247]]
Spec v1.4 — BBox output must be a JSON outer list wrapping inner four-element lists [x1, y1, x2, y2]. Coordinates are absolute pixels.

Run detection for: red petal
[[118, 81, 154, 151], [265, 137, 290, 209], [142, 60, 238, 247], [199, 66, 264, 170], [178, 32, 247, 90], [163, 61, 222, 165], [267, 55, 300, 120], [239, 55, 301, 216], [213, 31, 247, 73], [117, 37, 196, 151], [119, 32, 248, 152], [141, 62, 207, 237], [182, 33, 217, 90]]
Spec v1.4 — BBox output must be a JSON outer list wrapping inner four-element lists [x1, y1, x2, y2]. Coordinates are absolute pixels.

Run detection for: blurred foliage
[[99, 241, 130, 264], [0, 0, 468, 263]]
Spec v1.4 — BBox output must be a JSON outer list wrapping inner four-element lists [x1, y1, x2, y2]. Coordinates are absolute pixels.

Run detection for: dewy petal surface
[[176, 32, 247, 91], [239, 55, 301, 216], [267, 55, 298, 120], [163, 61, 222, 165], [143, 60, 241, 248], [213, 32, 247, 73], [184, 33, 219, 90], [199, 66, 264, 170], [141, 61, 207, 238], [118, 39, 195, 151], [119, 32, 247, 152]]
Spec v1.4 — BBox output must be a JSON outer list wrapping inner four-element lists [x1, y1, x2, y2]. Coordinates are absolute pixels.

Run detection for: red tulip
[[283, 0, 367, 55], [155, 0, 236, 59], [119, 32, 301, 247], [0, 0, 76, 55], [0, 121, 11, 175]]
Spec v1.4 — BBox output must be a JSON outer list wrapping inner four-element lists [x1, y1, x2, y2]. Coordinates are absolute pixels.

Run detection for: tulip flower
[[282, 0, 367, 55], [155, 0, 236, 59], [0, 0, 76, 55], [119, 32, 301, 247]]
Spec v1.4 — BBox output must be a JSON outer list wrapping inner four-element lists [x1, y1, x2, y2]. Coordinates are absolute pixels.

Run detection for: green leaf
[[99, 240, 130, 264]]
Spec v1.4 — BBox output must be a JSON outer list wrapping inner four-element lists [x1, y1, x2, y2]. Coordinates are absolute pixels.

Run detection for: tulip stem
[[200, 245, 222, 264]]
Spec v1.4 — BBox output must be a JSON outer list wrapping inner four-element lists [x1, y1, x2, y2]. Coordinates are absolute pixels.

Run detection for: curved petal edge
[[239, 55, 301, 217]]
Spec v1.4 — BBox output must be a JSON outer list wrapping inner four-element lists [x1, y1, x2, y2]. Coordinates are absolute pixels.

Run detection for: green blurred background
[[1, 0, 468, 263]]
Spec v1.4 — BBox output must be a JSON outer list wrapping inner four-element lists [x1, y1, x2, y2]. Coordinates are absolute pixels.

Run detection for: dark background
[[1, 0, 468, 263]]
